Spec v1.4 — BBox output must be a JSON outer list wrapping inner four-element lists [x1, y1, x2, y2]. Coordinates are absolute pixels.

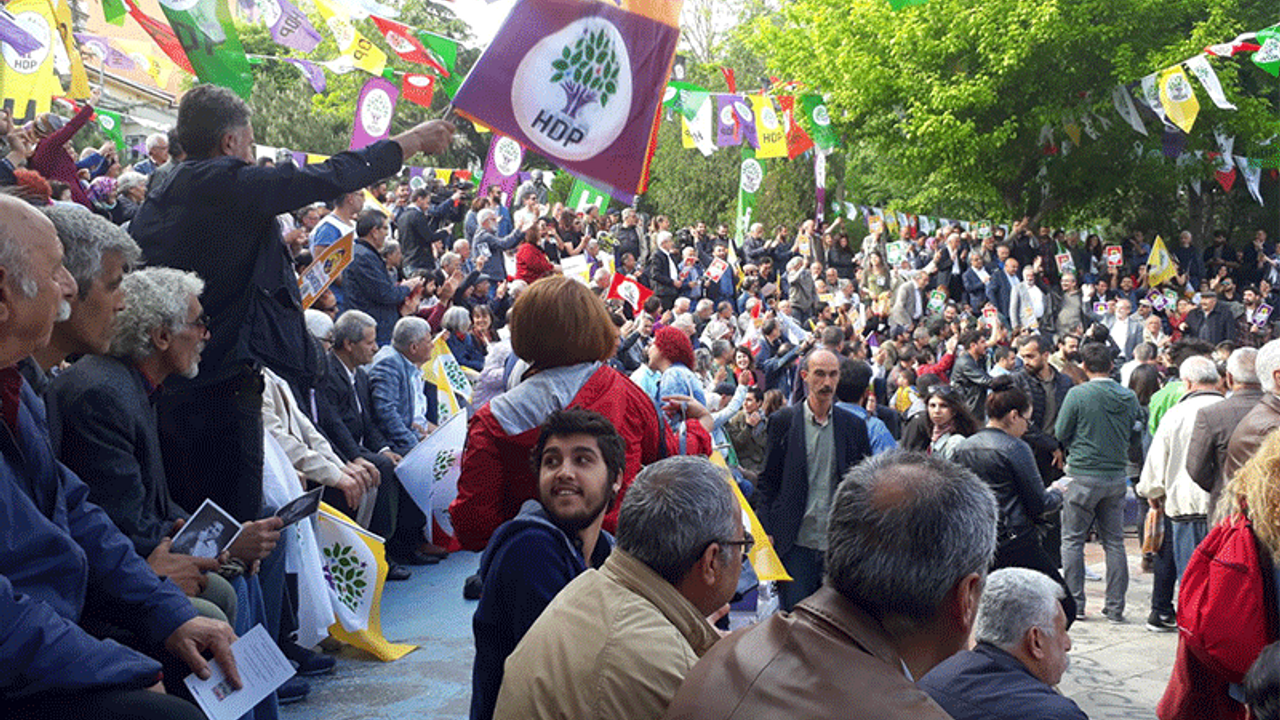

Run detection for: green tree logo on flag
[[552, 26, 620, 116], [322, 542, 369, 613], [740, 158, 763, 193]]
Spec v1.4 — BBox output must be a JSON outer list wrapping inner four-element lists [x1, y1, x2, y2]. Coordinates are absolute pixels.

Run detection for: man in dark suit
[[986, 256, 1020, 323], [316, 310, 432, 571], [647, 231, 683, 311], [757, 348, 872, 611]]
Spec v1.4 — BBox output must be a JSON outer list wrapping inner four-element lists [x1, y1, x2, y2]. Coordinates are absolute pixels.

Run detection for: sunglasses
[[928, 384, 960, 401]]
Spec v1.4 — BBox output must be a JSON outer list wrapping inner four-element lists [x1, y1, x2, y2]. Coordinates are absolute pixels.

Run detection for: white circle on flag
[[159, 0, 200, 10], [494, 136, 523, 176], [1, 12, 51, 76], [511, 18, 632, 161], [1165, 74, 1192, 102], [1257, 38, 1280, 63], [719, 104, 735, 126], [761, 105, 780, 130], [386, 30, 414, 55], [406, 74, 431, 88], [99, 115, 115, 131], [740, 158, 763, 193], [409, 175, 426, 190], [360, 87, 394, 138], [812, 104, 831, 127], [255, 0, 282, 27], [326, 17, 355, 50], [663, 86, 676, 103]]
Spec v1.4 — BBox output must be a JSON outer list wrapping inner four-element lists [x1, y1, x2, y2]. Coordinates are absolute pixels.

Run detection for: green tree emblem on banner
[[551, 26, 620, 117]]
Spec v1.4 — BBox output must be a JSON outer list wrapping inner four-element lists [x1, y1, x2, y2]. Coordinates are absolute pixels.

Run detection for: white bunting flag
[[1235, 155, 1264, 205], [1140, 74, 1169, 126], [1185, 55, 1237, 110]]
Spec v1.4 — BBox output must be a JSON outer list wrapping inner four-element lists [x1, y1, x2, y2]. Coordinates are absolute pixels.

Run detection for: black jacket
[[1186, 305, 1236, 345], [920, 643, 1087, 720], [757, 402, 872, 555], [316, 352, 391, 467], [49, 355, 188, 557], [132, 140, 403, 391], [952, 428, 1062, 540]]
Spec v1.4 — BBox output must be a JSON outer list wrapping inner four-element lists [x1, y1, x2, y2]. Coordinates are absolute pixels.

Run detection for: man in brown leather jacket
[[1225, 339, 1280, 489], [663, 451, 998, 720]]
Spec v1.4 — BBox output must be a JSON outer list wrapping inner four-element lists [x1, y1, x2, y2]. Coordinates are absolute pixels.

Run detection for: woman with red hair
[[646, 325, 706, 419], [449, 276, 711, 552]]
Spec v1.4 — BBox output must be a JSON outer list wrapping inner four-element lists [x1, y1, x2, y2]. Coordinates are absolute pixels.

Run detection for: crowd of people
[[0, 81, 1279, 720]]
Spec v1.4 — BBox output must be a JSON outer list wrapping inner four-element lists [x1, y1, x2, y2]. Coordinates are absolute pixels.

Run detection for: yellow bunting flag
[[709, 452, 791, 582], [51, 0, 89, 98], [313, 0, 386, 76], [750, 94, 787, 159], [0, 0, 64, 122], [1147, 234, 1177, 287], [316, 503, 416, 661], [434, 168, 452, 184], [1159, 65, 1199, 135]]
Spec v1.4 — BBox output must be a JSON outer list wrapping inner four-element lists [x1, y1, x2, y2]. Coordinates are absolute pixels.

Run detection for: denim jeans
[[779, 545, 824, 612], [1171, 518, 1209, 579], [1061, 475, 1129, 617]]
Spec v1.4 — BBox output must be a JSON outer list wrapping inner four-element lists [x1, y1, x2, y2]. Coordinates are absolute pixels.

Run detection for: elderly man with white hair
[[1225, 338, 1280, 497], [367, 315, 448, 562], [1137, 354, 1223, 583], [1186, 346, 1263, 518], [647, 230, 683, 310], [133, 132, 169, 175], [919, 567, 1085, 720], [472, 207, 525, 281]]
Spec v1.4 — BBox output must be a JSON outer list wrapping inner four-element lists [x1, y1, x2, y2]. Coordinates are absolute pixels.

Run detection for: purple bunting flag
[[478, 134, 524, 204], [284, 57, 326, 93], [733, 96, 758, 149], [715, 94, 740, 147], [349, 76, 399, 150], [74, 32, 135, 70], [259, 0, 321, 53]]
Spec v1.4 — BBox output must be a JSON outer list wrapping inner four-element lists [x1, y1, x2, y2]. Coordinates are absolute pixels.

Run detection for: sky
[[449, 0, 518, 48]]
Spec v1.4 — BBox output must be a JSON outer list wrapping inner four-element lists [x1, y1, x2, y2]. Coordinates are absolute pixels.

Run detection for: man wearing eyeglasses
[[493, 456, 742, 720]]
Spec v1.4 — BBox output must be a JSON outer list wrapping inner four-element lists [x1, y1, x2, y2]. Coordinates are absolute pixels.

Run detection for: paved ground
[[284, 533, 1175, 720]]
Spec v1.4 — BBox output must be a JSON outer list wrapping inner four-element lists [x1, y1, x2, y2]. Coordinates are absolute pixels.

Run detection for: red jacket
[[450, 363, 711, 551], [515, 242, 555, 285]]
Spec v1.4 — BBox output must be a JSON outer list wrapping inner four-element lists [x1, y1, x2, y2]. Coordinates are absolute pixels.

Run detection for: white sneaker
[[1084, 566, 1103, 582]]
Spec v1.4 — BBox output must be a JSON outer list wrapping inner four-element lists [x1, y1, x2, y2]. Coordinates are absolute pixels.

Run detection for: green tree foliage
[[752, 0, 1279, 232]]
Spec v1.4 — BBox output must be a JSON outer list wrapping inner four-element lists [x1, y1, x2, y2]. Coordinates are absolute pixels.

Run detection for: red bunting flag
[[402, 73, 435, 108], [606, 271, 653, 313], [721, 66, 736, 93], [121, 0, 194, 74], [777, 95, 813, 159], [371, 15, 448, 75]]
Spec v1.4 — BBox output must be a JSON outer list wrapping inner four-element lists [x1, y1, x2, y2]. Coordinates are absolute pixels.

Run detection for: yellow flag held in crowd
[[1147, 234, 1177, 287], [709, 452, 791, 582], [313, 0, 386, 76], [315, 503, 416, 661], [0, 0, 64, 122], [1159, 65, 1200, 135], [423, 332, 472, 420]]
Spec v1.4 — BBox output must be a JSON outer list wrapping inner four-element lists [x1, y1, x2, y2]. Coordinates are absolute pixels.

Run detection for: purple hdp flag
[[260, 0, 321, 52], [734, 97, 758, 149], [349, 77, 399, 150], [290, 151, 307, 167], [284, 57, 326, 93], [715, 94, 739, 147], [1, 10, 44, 56], [74, 33, 135, 70], [478, 134, 524, 204], [451, 0, 680, 199]]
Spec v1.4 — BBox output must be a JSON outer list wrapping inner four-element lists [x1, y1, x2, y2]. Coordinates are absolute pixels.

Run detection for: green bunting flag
[[95, 109, 125, 153], [417, 30, 462, 98], [1254, 27, 1280, 77], [103, 0, 127, 25], [736, 147, 766, 244], [799, 94, 838, 151], [663, 80, 708, 119], [156, 0, 253, 99], [567, 177, 609, 212]]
